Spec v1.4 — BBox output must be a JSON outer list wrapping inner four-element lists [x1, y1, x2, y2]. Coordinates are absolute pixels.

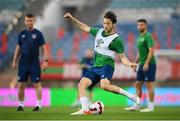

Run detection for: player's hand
[[41, 61, 48, 71], [132, 65, 137, 72], [12, 62, 17, 69], [64, 12, 73, 19], [143, 62, 149, 72], [130, 62, 137, 72]]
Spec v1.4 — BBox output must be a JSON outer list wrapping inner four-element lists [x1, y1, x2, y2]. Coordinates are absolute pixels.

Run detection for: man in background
[[12, 13, 48, 112], [125, 19, 156, 112]]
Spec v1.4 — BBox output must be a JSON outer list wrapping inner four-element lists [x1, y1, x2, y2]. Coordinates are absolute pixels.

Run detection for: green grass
[[0, 106, 180, 120]]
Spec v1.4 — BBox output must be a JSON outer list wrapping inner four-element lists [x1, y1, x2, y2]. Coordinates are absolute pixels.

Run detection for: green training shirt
[[90, 28, 124, 68], [137, 32, 156, 64]]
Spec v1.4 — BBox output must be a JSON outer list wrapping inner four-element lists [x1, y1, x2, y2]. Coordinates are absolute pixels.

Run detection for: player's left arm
[[41, 44, 48, 71], [143, 47, 154, 71], [143, 34, 155, 71], [111, 37, 137, 68], [39, 32, 48, 71]]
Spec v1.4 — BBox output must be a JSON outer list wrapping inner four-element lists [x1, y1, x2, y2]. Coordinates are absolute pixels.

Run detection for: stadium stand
[[0, 0, 179, 73]]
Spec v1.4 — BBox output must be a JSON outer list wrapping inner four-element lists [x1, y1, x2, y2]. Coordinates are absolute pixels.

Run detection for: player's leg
[[140, 63, 156, 112], [124, 81, 143, 111], [33, 82, 42, 110], [17, 66, 28, 111], [135, 81, 144, 98], [87, 86, 93, 103], [17, 82, 26, 111], [135, 64, 145, 99], [71, 77, 92, 115], [98, 65, 140, 105], [71, 83, 94, 108], [30, 64, 42, 111], [71, 69, 99, 115], [100, 79, 140, 105], [146, 82, 154, 109], [125, 64, 145, 111], [78, 77, 92, 111], [9, 75, 18, 89], [140, 82, 155, 112]]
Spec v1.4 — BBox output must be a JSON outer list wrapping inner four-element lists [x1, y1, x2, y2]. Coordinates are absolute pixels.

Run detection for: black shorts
[[18, 64, 41, 83], [83, 65, 114, 87], [137, 63, 156, 82]]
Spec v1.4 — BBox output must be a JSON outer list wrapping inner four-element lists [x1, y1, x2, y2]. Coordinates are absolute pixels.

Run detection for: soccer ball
[[89, 101, 104, 114]]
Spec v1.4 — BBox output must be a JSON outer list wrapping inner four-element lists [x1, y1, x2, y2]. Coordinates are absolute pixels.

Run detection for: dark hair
[[104, 11, 117, 24], [137, 19, 147, 24], [26, 13, 34, 18]]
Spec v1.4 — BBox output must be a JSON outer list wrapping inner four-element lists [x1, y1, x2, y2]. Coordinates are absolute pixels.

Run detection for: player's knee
[[78, 78, 91, 89], [36, 85, 42, 91], [146, 82, 154, 88], [19, 84, 25, 88], [100, 83, 109, 90], [147, 86, 154, 93], [135, 82, 142, 89], [34, 82, 42, 89], [78, 80, 86, 89]]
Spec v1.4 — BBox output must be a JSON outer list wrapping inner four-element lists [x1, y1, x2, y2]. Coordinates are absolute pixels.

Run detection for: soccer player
[[64, 11, 140, 115], [12, 13, 48, 112], [125, 19, 156, 112], [71, 49, 94, 107]]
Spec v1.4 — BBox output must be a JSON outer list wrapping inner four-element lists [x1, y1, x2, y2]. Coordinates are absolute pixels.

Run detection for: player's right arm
[[12, 45, 20, 69], [131, 53, 139, 72], [135, 52, 139, 63], [64, 12, 90, 33]]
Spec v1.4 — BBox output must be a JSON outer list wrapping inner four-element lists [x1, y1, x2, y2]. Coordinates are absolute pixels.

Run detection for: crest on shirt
[[141, 38, 144, 42], [96, 39, 104, 47], [32, 34, 37, 39], [22, 34, 25, 38]]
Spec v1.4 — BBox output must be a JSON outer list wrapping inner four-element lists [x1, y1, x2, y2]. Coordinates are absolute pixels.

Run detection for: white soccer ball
[[89, 101, 104, 115]]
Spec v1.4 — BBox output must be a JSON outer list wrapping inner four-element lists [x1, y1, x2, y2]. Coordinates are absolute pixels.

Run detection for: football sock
[[80, 96, 89, 111], [19, 101, 24, 107], [36, 100, 42, 108], [119, 88, 134, 99], [148, 102, 154, 109]]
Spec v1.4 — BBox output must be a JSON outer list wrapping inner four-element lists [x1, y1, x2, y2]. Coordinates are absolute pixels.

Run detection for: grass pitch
[[0, 106, 180, 120]]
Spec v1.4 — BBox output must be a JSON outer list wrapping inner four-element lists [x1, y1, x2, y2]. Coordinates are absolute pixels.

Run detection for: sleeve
[[146, 34, 154, 48], [90, 28, 99, 37], [109, 37, 124, 54], [17, 33, 21, 46], [39, 32, 46, 46]]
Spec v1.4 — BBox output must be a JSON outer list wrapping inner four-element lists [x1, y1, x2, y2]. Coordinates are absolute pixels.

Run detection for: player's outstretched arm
[[64, 12, 90, 33], [12, 45, 20, 69], [119, 53, 137, 68]]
